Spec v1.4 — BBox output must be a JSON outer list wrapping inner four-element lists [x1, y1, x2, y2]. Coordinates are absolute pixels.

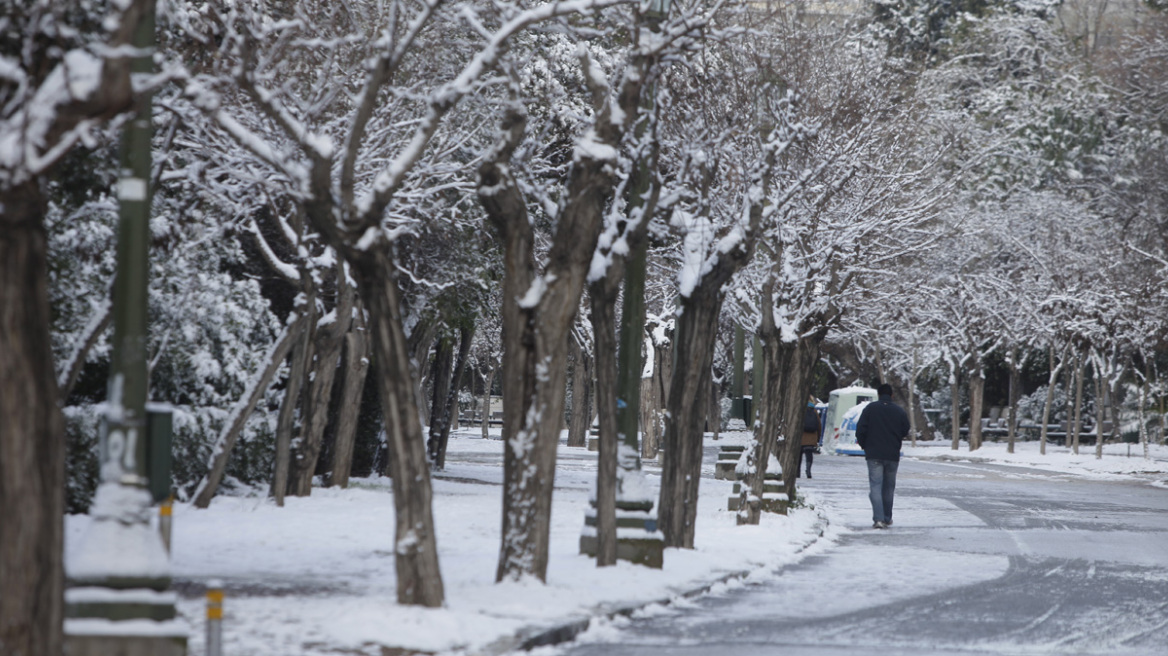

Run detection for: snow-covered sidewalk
[[65, 429, 825, 655], [903, 438, 1168, 485]]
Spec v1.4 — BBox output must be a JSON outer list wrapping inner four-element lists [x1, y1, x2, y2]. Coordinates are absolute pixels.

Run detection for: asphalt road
[[553, 451, 1168, 656]]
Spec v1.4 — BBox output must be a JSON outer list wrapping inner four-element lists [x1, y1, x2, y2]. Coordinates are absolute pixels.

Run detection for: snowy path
[[550, 454, 1168, 656]]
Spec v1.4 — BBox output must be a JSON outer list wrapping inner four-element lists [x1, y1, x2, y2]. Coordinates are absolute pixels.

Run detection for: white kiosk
[[822, 386, 877, 455]]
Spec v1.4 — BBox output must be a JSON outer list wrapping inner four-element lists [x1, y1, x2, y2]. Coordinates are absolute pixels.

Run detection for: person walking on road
[[797, 396, 821, 479], [855, 383, 910, 530]]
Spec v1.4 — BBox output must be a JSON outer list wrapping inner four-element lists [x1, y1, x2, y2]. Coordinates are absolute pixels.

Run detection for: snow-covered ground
[[903, 438, 1168, 484], [65, 429, 825, 656], [64, 431, 1168, 655]]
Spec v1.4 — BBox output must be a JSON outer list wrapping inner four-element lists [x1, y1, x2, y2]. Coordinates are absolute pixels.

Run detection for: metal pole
[[206, 581, 224, 656], [160, 495, 174, 553]]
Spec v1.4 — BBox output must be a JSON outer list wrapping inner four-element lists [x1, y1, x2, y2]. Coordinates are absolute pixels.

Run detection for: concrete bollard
[[159, 496, 173, 553], [206, 580, 224, 656]]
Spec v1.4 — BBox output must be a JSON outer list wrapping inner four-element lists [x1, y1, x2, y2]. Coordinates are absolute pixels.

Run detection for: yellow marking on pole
[[207, 589, 224, 604]]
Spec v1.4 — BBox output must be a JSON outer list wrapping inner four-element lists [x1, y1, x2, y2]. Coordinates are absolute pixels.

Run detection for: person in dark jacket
[[797, 396, 821, 479], [855, 383, 910, 529]]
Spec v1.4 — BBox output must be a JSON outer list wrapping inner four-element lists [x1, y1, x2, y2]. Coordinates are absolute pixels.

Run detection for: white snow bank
[[904, 440, 1168, 480]]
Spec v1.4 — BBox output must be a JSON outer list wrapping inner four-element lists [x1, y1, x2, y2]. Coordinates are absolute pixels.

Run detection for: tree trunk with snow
[[1040, 344, 1069, 456], [1071, 349, 1085, 455], [290, 266, 356, 496], [949, 360, 962, 451], [57, 300, 112, 404], [659, 285, 724, 547], [347, 249, 445, 606], [328, 309, 369, 488], [431, 325, 474, 470], [194, 314, 305, 507], [743, 282, 825, 524], [478, 65, 633, 578], [968, 366, 985, 452], [589, 277, 621, 567], [1007, 348, 1022, 454], [271, 296, 315, 506]]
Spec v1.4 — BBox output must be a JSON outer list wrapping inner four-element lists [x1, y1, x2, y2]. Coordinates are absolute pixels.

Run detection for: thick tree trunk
[[348, 249, 444, 606], [659, 288, 723, 548], [567, 335, 592, 448], [589, 279, 620, 567], [0, 188, 65, 656], [328, 309, 369, 488], [480, 61, 637, 580], [968, 366, 985, 452], [432, 325, 474, 470], [194, 314, 304, 507]]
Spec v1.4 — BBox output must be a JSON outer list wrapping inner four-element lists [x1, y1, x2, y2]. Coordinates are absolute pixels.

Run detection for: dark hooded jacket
[[855, 394, 910, 461]]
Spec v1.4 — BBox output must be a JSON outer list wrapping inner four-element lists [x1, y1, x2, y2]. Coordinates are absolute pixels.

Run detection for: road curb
[[468, 509, 830, 656]]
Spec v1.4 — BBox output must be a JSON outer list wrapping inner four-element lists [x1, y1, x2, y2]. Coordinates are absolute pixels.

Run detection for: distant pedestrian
[[855, 383, 910, 530], [797, 396, 821, 479]]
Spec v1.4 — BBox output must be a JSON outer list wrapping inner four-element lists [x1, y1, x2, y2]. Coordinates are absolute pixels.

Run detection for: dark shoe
[[884, 519, 893, 526], [873, 521, 888, 529], [806, 471, 812, 479]]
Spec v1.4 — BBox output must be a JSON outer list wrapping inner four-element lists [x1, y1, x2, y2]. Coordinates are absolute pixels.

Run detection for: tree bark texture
[[1072, 350, 1085, 455], [742, 278, 824, 524], [968, 367, 985, 451], [949, 362, 962, 451], [271, 296, 314, 506], [1007, 349, 1022, 454], [567, 335, 592, 449], [327, 309, 369, 488], [658, 288, 723, 546], [289, 265, 356, 496], [1040, 344, 1069, 456], [431, 325, 474, 470], [1, 3, 156, 646], [589, 279, 621, 567], [480, 54, 642, 581], [0, 186, 65, 656], [194, 314, 305, 508], [426, 335, 456, 464], [347, 250, 444, 606], [481, 363, 496, 442]]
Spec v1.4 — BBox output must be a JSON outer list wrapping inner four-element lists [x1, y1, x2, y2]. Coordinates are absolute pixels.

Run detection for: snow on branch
[[355, 0, 635, 229]]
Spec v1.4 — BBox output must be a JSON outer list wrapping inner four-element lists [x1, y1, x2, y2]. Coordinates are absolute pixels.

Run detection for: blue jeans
[[866, 459, 899, 524]]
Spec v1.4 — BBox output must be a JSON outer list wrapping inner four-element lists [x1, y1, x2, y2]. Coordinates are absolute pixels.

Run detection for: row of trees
[[5, 0, 1168, 653]]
